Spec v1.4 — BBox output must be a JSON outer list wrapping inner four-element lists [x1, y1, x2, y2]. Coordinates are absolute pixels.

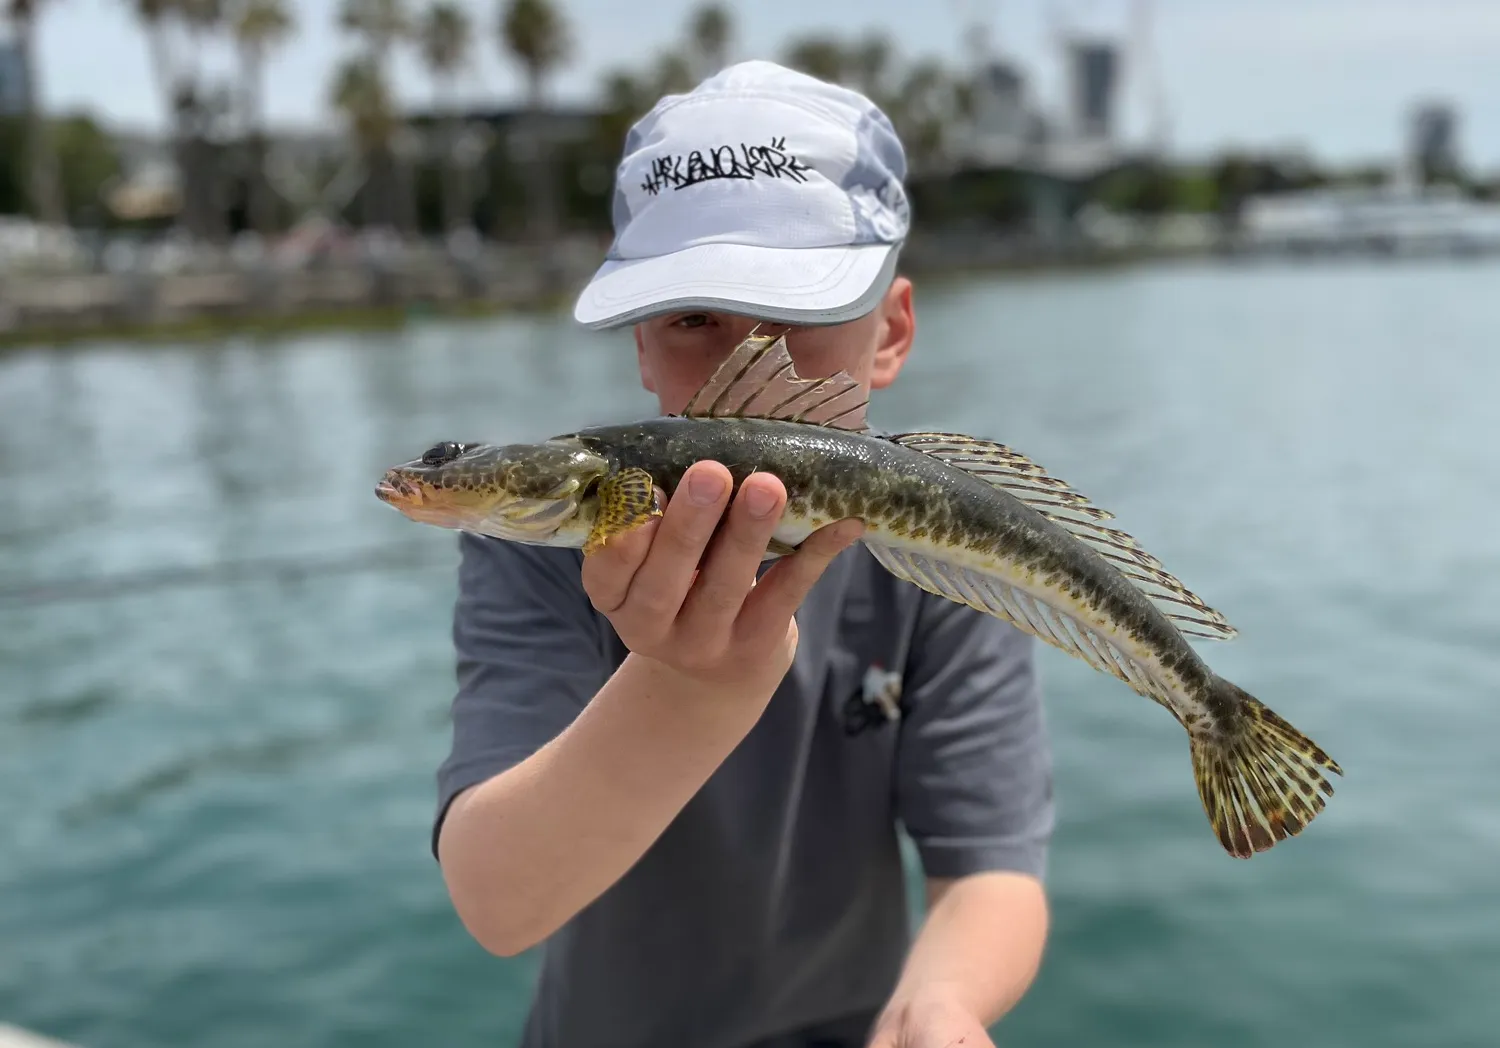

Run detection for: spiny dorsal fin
[[678, 331, 870, 432], [888, 430, 1238, 641]]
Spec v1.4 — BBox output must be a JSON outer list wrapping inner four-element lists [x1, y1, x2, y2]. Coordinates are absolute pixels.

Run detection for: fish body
[[377, 332, 1342, 858], [568, 415, 1217, 696]]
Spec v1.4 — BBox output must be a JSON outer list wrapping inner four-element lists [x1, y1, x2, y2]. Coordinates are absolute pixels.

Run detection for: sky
[[23, 0, 1500, 169]]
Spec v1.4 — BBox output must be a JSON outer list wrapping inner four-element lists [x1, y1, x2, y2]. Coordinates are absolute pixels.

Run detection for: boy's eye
[[674, 313, 712, 329]]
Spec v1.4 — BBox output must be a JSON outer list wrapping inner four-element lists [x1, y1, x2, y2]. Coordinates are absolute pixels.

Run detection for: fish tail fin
[[1189, 678, 1343, 858]]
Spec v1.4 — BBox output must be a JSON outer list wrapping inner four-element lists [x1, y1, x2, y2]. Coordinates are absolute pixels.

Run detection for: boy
[[432, 60, 1054, 1048]]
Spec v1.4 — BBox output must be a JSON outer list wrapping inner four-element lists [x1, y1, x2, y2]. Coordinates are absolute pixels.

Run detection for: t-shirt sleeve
[[894, 592, 1055, 882], [431, 532, 611, 858]]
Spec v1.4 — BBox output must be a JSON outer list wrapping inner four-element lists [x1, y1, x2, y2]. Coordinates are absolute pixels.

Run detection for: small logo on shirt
[[842, 663, 905, 736]]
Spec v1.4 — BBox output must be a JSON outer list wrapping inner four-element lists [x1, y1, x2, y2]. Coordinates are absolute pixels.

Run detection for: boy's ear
[[870, 275, 914, 390]]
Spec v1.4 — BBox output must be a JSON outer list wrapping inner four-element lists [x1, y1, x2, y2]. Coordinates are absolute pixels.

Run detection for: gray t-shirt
[[434, 529, 1055, 1048]]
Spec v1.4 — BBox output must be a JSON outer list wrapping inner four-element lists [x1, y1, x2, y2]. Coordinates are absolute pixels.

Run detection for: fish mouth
[[375, 471, 420, 505]]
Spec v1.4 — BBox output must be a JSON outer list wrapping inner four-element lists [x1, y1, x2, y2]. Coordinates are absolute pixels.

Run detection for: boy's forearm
[[873, 871, 1049, 1038], [436, 652, 773, 956]]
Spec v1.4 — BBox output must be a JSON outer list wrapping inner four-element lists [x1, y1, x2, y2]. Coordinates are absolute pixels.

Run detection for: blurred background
[[2, 1, 1498, 1046]]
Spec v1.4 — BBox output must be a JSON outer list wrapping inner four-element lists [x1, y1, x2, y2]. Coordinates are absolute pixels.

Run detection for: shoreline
[[0, 298, 575, 353], [0, 252, 1138, 353], [2, 240, 1495, 353]]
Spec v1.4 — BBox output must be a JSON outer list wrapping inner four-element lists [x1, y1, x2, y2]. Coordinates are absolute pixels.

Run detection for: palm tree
[[339, 0, 408, 76], [174, 0, 229, 242], [844, 31, 893, 101], [498, 0, 571, 248], [887, 59, 953, 176], [685, 3, 730, 81], [419, 0, 472, 234], [780, 37, 845, 85], [129, 0, 177, 134], [650, 49, 695, 96], [125, 0, 229, 240], [231, 0, 292, 237], [5, 0, 65, 225], [338, 0, 414, 234], [125, 0, 183, 233], [594, 67, 648, 158], [331, 53, 400, 232]]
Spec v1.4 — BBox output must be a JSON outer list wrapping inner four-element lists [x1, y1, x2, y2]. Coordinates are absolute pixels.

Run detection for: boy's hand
[[867, 987, 997, 1048], [581, 460, 862, 695]]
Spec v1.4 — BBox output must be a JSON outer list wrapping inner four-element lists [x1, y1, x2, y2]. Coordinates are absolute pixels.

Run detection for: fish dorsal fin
[[888, 431, 1238, 641], [678, 331, 870, 432]]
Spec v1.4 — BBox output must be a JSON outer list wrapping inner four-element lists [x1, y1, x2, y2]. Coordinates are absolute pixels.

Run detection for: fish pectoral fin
[[886, 431, 1238, 641], [584, 468, 662, 556], [766, 537, 800, 557], [676, 329, 871, 433]]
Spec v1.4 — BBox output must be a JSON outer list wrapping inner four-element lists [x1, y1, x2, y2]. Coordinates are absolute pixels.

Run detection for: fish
[[375, 331, 1341, 858]]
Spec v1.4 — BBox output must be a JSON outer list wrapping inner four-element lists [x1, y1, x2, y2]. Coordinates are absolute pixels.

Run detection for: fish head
[[376, 438, 607, 544]]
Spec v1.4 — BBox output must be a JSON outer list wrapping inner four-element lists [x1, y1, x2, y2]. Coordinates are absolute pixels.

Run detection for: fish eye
[[421, 441, 471, 466]]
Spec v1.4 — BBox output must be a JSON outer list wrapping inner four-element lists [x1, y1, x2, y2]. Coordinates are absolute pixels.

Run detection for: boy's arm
[[866, 873, 1048, 1046], [872, 594, 1056, 1043], [434, 463, 861, 956], [440, 651, 782, 956]]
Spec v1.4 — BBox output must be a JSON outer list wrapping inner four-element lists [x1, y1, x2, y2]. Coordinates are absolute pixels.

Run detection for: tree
[[498, 0, 572, 248], [5, 0, 65, 224], [1209, 152, 1260, 232], [338, 0, 415, 234], [780, 36, 844, 84], [331, 53, 402, 232], [685, 3, 730, 81], [419, 0, 473, 234], [125, 0, 233, 242], [844, 30, 892, 100], [649, 48, 695, 96], [53, 114, 122, 226], [340, 0, 409, 73], [175, 0, 230, 242], [885, 59, 956, 176], [231, 0, 292, 236]]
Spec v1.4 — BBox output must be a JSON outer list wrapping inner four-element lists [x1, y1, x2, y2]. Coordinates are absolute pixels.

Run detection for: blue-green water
[[3, 261, 1498, 1047]]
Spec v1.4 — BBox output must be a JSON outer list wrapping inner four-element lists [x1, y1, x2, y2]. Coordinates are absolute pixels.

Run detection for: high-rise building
[[1066, 38, 1118, 141], [0, 39, 28, 117], [972, 59, 1026, 140], [1409, 101, 1459, 181]]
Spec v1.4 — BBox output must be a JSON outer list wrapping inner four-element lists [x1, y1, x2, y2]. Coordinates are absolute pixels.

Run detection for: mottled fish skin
[[565, 415, 1216, 715], [377, 332, 1342, 860]]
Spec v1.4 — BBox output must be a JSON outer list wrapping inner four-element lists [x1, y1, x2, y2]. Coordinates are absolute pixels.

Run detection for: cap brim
[[572, 242, 900, 330]]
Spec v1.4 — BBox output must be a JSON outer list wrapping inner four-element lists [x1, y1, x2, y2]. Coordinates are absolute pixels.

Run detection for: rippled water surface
[[3, 259, 1497, 1047]]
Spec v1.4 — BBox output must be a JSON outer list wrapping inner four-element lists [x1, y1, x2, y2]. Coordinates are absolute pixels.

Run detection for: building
[[962, 59, 1036, 169], [405, 104, 601, 162], [1409, 101, 1460, 183], [973, 60, 1028, 140], [0, 39, 29, 117], [1066, 37, 1120, 142]]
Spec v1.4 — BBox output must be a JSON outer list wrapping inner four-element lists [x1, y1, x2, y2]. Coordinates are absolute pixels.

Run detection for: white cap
[[573, 60, 910, 330]]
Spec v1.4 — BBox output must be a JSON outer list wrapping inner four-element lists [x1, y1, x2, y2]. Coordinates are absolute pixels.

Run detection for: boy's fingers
[[736, 519, 863, 639], [676, 472, 787, 633], [617, 461, 732, 621], [580, 518, 658, 614]]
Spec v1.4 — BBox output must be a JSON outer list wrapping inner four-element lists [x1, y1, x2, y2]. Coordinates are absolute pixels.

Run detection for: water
[[2, 260, 1497, 1048]]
